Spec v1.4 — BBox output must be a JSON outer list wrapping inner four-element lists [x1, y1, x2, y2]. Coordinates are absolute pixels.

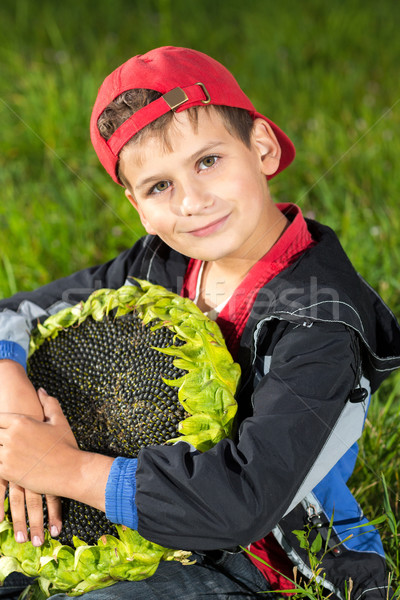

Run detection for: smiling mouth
[[187, 215, 229, 237]]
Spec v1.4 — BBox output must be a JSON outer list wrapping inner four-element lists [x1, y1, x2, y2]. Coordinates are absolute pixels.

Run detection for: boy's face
[[120, 108, 282, 264]]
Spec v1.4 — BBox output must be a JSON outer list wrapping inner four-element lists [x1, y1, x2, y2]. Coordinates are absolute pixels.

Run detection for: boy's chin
[[157, 234, 239, 263]]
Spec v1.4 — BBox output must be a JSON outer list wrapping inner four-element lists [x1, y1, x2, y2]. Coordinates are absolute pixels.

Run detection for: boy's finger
[[37, 388, 68, 425], [45, 494, 62, 538], [25, 489, 44, 546], [0, 478, 7, 521], [9, 483, 28, 543]]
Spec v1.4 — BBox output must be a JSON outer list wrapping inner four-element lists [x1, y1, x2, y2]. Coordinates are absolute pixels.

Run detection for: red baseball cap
[[90, 46, 295, 185]]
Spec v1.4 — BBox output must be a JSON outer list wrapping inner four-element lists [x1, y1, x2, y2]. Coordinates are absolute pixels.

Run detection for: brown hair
[[97, 89, 254, 186]]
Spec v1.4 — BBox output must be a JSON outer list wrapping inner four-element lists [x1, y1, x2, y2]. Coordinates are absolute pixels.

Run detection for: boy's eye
[[199, 155, 218, 170], [150, 181, 170, 194]]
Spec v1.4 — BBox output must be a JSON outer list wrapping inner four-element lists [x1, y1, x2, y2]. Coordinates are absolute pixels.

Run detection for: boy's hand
[[0, 389, 79, 498], [0, 361, 63, 545], [0, 389, 113, 518]]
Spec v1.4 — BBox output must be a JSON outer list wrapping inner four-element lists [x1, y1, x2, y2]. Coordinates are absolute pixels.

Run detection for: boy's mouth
[[187, 215, 229, 237]]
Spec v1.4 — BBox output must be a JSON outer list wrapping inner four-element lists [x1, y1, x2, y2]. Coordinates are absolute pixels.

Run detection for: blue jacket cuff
[[105, 457, 138, 530], [0, 341, 27, 369]]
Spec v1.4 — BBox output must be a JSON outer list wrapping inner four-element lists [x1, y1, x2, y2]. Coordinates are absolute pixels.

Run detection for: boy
[[0, 46, 399, 600]]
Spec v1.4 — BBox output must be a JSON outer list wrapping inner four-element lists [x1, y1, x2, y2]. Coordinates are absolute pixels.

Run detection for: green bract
[[0, 280, 240, 598]]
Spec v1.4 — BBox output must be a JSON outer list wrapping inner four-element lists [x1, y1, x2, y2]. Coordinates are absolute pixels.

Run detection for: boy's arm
[[0, 361, 43, 417], [117, 322, 363, 549]]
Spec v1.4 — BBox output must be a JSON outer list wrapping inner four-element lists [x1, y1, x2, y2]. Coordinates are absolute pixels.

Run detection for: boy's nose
[[179, 187, 214, 217]]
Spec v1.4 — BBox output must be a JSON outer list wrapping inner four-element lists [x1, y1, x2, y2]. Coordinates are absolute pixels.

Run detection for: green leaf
[[381, 473, 398, 536], [0, 556, 27, 582], [310, 532, 322, 554], [323, 510, 335, 554], [292, 529, 309, 550]]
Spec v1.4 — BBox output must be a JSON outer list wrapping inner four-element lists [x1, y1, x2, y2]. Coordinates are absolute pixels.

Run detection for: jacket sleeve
[[0, 237, 151, 368], [130, 321, 361, 551]]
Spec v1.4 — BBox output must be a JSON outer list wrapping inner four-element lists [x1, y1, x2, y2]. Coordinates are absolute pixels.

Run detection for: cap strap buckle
[[163, 87, 189, 111]]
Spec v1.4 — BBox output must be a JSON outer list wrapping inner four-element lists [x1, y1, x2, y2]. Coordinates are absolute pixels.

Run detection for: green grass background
[[0, 0, 399, 590]]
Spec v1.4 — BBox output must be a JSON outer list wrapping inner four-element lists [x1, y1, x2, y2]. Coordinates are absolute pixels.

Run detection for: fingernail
[[16, 531, 26, 543], [38, 387, 48, 395], [50, 525, 59, 537], [32, 535, 42, 547]]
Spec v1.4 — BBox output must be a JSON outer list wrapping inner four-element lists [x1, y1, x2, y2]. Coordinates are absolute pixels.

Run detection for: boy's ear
[[124, 189, 157, 235], [251, 118, 282, 177]]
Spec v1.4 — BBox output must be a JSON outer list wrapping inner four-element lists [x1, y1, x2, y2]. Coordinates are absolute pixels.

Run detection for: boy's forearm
[[33, 449, 114, 513], [0, 360, 43, 418], [62, 451, 114, 512]]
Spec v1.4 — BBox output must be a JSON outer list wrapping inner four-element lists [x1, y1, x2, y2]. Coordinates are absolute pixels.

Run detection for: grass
[[0, 0, 399, 595]]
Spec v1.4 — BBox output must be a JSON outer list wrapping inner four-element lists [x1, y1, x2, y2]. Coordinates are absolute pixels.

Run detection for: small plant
[[245, 504, 398, 600]]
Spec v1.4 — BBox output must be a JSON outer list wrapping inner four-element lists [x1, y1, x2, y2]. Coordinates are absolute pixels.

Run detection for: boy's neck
[[197, 207, 289, 312]]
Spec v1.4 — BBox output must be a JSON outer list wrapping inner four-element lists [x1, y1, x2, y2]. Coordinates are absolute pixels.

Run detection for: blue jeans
[[48, 550, 272, 599], [0, 573, 34, 599]]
